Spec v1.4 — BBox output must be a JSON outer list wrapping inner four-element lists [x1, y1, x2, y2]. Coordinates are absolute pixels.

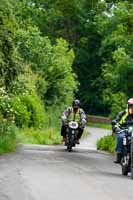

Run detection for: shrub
[[97, 134, 116, 153], [18, 127, 61, 145], [0, 87, 14, 122], [11, 96, 30, 128], [0, 118, 17, 153], [11, 94, 46, 128], [20, 94, 46, 128]]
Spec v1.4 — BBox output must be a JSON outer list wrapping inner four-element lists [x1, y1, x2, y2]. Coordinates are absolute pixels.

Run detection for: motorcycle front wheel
[[122, 164, 128, 176], [67, 144, 72, 152]]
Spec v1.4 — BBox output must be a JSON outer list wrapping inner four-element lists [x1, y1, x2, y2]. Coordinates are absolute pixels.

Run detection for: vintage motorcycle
[[120, 122, 133, 179], [65, 120, 79, 152]]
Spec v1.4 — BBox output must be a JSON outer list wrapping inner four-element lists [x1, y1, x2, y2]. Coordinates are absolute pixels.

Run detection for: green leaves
[[0, 0, 22, 89], [1, 0, 133, 127], [16, 27, 77, 106], [94, 1, 133, 116]]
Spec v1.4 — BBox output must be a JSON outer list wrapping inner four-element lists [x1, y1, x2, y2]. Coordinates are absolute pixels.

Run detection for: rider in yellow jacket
[[61, 99, 86, 144], [112, 98, 133, 163]]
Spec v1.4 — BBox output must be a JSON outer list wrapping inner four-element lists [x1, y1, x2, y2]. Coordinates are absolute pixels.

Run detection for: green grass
[[17, 126, 88, 145], [97, 134, 116, 153], [87, 121, 116, 153], [0, 135, 16, 153], [17, 127, 61, 145], [87, 122, 112, 130], [0, 124, 17, 153]]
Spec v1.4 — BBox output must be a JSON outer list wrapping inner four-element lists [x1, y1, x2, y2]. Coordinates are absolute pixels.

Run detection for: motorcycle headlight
[[72, 130, 75, 134]]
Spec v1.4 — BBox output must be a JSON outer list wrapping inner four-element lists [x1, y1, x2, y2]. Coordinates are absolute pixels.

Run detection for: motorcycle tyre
[[67, 144, 72, 152], [131, 168, 133, 179], [122, 164, 128, 176]]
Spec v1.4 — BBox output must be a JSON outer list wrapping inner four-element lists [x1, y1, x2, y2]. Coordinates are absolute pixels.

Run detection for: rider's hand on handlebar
[[80, 119, 86, 128], [115, 128, 121, 134], [64, 122, 68, 127]]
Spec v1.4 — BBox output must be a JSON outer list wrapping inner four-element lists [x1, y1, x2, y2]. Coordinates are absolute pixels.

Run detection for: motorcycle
[[120, 122, 133, 179], [65, 121, 79, 152]]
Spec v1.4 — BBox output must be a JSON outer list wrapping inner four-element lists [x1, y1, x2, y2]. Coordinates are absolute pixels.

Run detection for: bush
[[18, 127, 61, 145], [0, 87, 30, 128], [0, 87, 15, 122], [11, 94, 46, 128], [11, 96, 30, 128], [20, 94, 46, 128], [97, 134, 116, 153], [0, 119, 17, 153]]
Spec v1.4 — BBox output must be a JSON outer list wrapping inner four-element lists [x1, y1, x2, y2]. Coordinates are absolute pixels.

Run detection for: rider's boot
[[114, 153, 122, 164]]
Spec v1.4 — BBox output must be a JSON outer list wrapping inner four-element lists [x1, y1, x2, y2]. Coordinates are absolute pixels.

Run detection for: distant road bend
[[0, 127, 133, 200]]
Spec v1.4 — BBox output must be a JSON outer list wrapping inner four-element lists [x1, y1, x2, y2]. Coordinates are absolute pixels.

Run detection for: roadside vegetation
[[0, 0, 132, 153], [87, 122, 112, 130], [88, 121, 116, 153], [97, 134, 116, 153]]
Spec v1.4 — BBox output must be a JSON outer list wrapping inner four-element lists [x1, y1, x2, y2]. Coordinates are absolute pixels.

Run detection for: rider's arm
[[61, 107, 72, 123], [80, 108, 87, 126], [112, 110, 126, 133]]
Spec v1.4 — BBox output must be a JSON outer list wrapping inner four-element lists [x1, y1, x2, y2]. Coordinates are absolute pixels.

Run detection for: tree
[[0, 0, 22, 89], [94, 1, 133, 116], [16, 27, 77, 107]]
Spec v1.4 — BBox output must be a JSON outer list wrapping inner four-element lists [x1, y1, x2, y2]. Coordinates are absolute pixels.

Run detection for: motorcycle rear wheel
[[122, 164, 128, 176], [131, 168, 133, 179]]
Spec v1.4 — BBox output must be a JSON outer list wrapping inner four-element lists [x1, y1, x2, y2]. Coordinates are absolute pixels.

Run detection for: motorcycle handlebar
[[124, 121, 133, 126]]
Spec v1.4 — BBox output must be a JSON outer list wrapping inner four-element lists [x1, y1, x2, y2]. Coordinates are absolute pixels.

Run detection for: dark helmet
[[127, 98, 133, 108], [72, 99, 80, 108]]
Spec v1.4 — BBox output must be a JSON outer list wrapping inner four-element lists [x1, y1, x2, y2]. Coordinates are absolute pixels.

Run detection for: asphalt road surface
[[0, 127, 133, 200]]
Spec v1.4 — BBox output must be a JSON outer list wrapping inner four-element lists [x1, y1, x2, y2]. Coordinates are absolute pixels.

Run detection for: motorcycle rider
[[112, 98, 133, 163], [61, 99, 86, 144]]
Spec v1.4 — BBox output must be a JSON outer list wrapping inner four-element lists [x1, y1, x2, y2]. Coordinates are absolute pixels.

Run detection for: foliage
[[94, 1, 133, 116], [16, 27, 77, 106], [18, 127, 61, 145], [0, 87, 15, 122], [11, 0, 105, 114], [97, 134, 116, 153], [11, 94, 46, 128], [10, 67, 37, 95], [0, 0, 22, 89], [11, 96, 30, 128], [87, 122, 111, 130], [5, 0, 133, 117], [20, 94, 46, 128], [0, 0, 133, 152], [0, 117, 17, 153], [0, 87, 46, 129]]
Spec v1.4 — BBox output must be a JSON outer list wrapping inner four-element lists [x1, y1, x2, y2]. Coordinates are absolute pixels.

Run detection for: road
[[0, 127, 133, 200]]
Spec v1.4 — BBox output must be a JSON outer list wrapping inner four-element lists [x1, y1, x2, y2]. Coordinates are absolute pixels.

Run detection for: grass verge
[[87, 122, 112, 130], [87, 121, 116, 153], [17, 127, 61, 145], [97, 134, 116, 153], [0, 124, 17, 153]]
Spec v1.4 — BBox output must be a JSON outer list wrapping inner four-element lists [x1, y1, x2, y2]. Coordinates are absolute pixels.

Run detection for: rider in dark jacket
[[112, 98, 133, 163], [61, 99, 86, 144]]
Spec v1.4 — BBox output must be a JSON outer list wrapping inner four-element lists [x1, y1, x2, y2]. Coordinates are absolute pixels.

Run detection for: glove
[[82, 118, 86, 124], [61, 115, 67, 123], [80, 119, 86, 128], [115, 127, 121, 134]]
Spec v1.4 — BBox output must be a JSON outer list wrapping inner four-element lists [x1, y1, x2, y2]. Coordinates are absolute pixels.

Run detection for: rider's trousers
[[116, 131, 126, 153]]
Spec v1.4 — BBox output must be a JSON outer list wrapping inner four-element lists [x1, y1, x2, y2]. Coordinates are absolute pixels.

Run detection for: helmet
[[127, 98, 133, 108], [72, 99, 80, 108], [127, 98, 133, 115]]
